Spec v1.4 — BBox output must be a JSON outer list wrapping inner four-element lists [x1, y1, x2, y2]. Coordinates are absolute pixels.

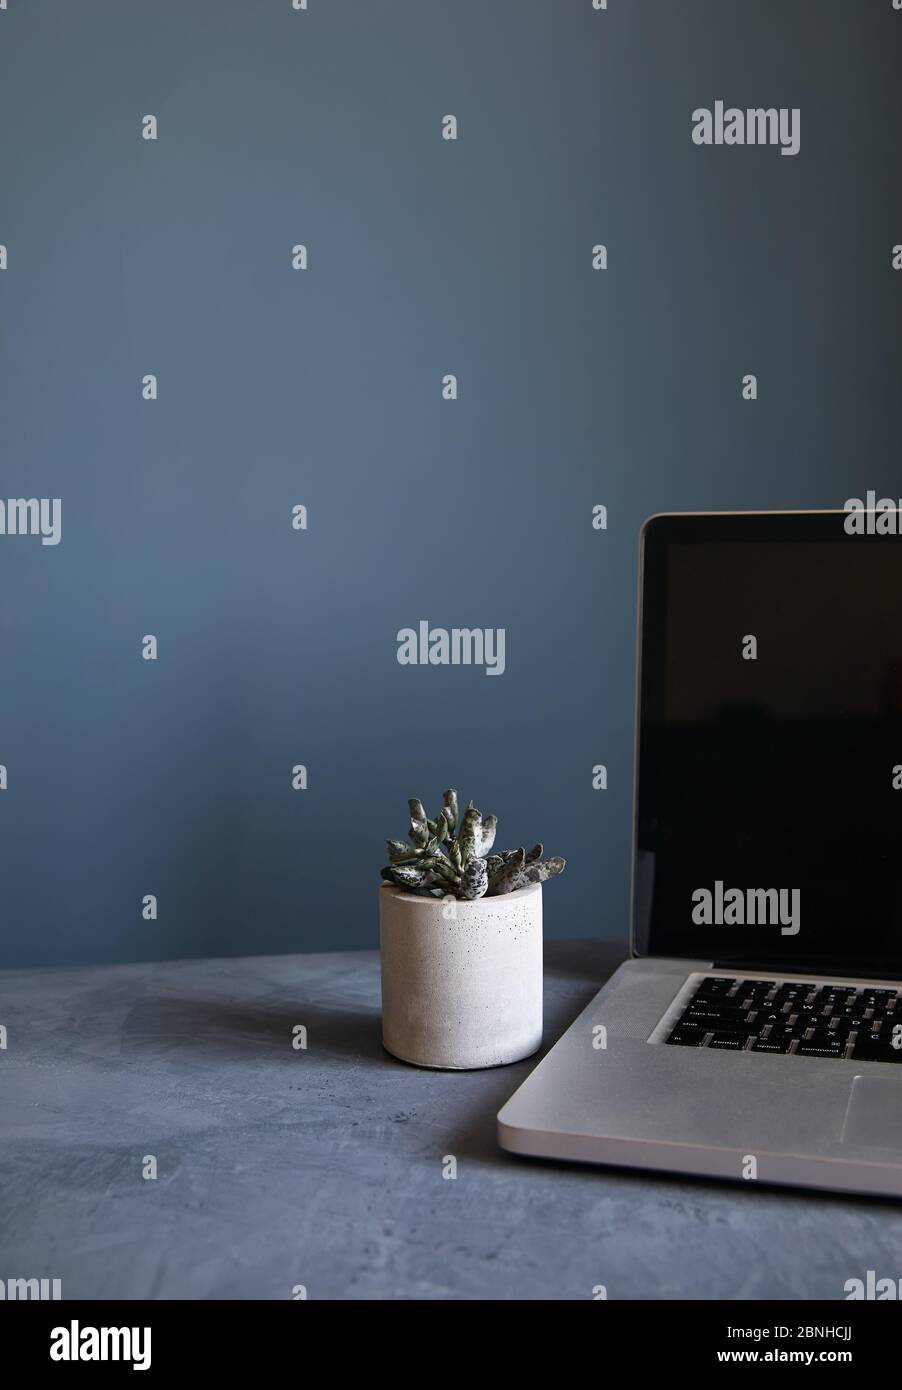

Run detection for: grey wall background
[[0, 0, 899, 968]]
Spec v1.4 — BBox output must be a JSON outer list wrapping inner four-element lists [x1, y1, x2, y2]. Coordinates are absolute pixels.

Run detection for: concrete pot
[[379, 881, 543, 1069]]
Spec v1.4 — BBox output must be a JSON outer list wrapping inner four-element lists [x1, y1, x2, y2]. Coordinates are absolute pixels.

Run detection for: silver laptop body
[[498, 511, 902, 1198]]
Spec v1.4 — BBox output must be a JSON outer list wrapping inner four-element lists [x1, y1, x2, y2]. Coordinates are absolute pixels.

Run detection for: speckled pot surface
[[379, 881, 543, 1069]]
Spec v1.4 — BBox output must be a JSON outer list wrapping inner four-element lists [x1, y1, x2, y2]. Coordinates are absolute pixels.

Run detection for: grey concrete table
[[2, 941, 900, 1300]]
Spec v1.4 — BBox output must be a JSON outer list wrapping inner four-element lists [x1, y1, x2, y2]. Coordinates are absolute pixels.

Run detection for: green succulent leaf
[[460, 857, 488, 900], [429, 856, 459, 882], [487, 848, 526, 895], [457, 805, 482, 868], [383, 862, 428, 889], [409, 818, 430, 847], [478, 814, 497, 856], [386, 838, 420, 864], [442, 789, 459, 836], [525, 856, 565, 883]]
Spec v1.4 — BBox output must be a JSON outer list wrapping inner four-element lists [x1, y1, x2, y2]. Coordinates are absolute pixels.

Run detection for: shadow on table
[[120, 995, 384, 1063], [542, 938, 625, 986]]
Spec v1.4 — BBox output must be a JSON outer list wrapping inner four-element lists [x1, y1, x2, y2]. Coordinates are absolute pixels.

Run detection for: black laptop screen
[[635, 513, 902, 979]]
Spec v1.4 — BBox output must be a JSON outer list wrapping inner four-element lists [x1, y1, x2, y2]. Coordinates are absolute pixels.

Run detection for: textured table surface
[[2, 940, 900, 1301]]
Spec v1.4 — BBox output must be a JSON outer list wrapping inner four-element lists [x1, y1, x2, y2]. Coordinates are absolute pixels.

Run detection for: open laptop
[[499, 510, 902, 1197]]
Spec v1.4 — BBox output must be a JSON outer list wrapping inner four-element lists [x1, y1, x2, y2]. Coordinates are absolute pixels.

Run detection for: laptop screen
[[635, 512, 902, 979]]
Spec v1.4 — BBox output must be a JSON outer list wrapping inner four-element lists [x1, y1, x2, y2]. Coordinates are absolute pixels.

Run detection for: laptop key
[[688, 1003, 746, 1019], [795, 1041, 844, 1058], [695, 978, 734, 996]]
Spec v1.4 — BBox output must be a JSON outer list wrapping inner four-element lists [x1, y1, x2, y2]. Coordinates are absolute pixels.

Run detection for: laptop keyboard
[[666, 975, 902, 1062]]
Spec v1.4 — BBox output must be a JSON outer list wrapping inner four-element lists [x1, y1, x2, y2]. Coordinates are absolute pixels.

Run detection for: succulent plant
[[380, 789, 565, 900]]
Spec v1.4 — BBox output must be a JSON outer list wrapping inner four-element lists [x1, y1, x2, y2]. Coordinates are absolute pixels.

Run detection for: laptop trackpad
[[841, 1075, 902, 1149]]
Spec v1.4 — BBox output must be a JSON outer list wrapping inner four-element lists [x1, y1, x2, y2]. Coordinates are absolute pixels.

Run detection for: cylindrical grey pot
[[379, 882, 543, 1069]]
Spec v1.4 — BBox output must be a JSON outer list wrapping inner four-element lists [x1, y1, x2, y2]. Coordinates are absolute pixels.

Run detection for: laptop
[[498, 510, 902, 1197]]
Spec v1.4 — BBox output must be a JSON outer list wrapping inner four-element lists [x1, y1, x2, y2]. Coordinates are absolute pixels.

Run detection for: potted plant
[[379, 789, 565, 1069]]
